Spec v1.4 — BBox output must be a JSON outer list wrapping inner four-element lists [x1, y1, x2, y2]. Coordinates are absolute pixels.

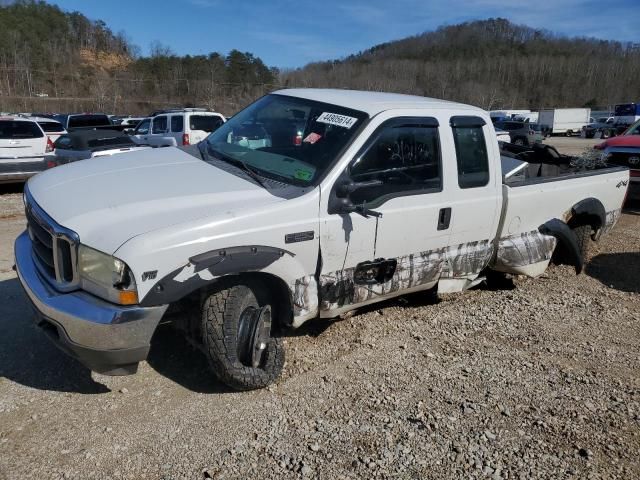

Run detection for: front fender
[[140, 245, 296, 305]]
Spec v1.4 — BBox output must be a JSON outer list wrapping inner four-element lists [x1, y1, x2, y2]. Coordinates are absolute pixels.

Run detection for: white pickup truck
[[15, 89, 628, 390]]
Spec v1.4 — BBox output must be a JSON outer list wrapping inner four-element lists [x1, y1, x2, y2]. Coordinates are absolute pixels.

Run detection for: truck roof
[[272, 88, 483, 116]]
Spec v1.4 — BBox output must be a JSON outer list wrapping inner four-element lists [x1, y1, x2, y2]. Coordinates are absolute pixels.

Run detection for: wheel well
[[195, 273, 293, 330], [568, 198, 606, 237]]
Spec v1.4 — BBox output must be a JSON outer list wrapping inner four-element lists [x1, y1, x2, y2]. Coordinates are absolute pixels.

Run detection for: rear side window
[[54, 135, 73, 150], [38, 121, 64, 133], [0, 121, 43, 139], [451, 116, 490, 189], [152, 116, 168, 134], [171, 115, 184, 133], [190, 115, 223, 133], [68, 115, 110, 128]]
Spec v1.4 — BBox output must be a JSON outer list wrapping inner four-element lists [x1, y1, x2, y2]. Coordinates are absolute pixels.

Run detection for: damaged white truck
[[15, 89, 628, 390]]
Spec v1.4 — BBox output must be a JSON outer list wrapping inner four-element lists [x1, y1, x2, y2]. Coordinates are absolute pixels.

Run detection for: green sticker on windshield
[[294, 169, 313, 181]]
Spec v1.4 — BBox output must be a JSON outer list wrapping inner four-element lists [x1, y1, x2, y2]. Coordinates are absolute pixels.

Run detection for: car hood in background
[[27, 146, 284, 254]]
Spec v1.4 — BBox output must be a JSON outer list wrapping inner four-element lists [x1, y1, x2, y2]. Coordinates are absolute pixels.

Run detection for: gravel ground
[[1, 138, 638, 479]]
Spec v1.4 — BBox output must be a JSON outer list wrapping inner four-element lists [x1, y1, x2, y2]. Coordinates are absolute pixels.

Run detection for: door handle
[[437, 207, 452, 230]]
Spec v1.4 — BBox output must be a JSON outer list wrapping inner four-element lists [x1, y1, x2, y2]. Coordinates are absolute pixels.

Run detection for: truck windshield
[[203, 94, 367, 186], [614, 104, 638, 116]]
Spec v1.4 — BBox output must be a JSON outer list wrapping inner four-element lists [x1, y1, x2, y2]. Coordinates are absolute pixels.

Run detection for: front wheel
[[201, 284, 285, 390], [565, 130, 573, 137]]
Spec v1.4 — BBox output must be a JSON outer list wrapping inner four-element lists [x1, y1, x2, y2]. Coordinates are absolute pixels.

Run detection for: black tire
[[602, 129, 611, 139], [201, 283, 285, 390], [573, 225, 593, 261], [565, 130, 573, 137]]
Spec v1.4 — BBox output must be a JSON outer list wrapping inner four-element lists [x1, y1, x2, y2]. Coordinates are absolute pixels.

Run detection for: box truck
[[538, 108, 591, 136]]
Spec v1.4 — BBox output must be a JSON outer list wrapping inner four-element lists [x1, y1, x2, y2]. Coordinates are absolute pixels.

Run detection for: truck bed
[[492, 142, 628, 277], [500, 142, 627, 186]]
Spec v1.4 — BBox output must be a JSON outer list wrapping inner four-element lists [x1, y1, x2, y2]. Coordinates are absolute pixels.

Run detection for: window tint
[[452, 125, 490, 189], [135, 118, 150, 135], [54, 135, 73, 150], [152, 116, 168, 134], [349, 122, 441, 205], [171, 115, 184, 133], [190, 115, 223, 132], [0, 121, 43, 139], [68, 115, 110, 128], [38, 121, 64, 133]]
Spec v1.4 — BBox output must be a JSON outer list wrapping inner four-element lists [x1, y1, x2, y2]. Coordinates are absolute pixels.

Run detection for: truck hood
[[27, 146, 284, 254], [596, 135, 640, 150]]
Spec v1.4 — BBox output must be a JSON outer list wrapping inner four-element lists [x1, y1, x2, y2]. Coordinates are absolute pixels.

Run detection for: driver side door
[[318, 116, 452, 317]]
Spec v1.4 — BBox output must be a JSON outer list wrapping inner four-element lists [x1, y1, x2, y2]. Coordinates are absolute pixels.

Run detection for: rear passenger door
[[170, 115, 184, 145], [442, 115, 501, 289]]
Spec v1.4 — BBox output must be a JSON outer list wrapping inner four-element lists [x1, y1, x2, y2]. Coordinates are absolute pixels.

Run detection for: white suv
[[0, 116, 53, 183], [132, 108, 225, 147]]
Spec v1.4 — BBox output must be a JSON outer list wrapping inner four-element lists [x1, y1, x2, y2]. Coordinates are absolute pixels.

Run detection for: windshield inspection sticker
[[303, 132, 323, 144], [316, 112, 358, 129], [295, 169, 314, 181]]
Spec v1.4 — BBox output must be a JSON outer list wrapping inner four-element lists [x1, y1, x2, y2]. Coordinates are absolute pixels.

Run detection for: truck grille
[[25, 188, 80, 291], [606, 149, 640, 170]]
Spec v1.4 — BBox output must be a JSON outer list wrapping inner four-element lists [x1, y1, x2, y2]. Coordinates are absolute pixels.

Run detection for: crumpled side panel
[[302, 240, 493, 314], [441, 240, 495, 278], [496, 230, 557, 268], [601, 209, 622, 236]]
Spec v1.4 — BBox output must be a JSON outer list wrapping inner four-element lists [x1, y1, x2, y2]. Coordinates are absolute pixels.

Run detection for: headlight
[[78, 245, 138, 305]]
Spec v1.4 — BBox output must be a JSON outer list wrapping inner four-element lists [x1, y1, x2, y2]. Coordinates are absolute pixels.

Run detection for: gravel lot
[[1, 138, 638, 479]]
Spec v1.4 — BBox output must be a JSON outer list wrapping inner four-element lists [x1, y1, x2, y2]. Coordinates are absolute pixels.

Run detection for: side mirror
[[335, 179, 383, 198], [332, 179, 384, 218]]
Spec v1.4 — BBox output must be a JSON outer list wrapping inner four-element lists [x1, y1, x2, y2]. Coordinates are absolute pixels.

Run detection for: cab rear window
[[68, 115, 110, 128], [0, 121, 43, 139]]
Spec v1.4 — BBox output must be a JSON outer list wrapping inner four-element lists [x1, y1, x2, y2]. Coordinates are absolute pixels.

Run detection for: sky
[[51, 0, 640, 68]]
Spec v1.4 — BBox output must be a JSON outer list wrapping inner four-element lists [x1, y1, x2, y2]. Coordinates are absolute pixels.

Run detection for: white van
[[132, 108, 225, 147]]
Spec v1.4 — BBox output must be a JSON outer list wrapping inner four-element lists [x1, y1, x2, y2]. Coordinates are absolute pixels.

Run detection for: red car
[[595, 120, 640, 201]]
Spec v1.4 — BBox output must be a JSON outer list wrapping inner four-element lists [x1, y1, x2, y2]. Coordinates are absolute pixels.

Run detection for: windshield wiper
[[206, 145, 269, 190]]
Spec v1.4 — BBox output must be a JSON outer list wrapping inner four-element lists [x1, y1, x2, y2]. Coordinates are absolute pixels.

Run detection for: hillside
[[281, 19, 640, 110], [0, 0, 278, 114]]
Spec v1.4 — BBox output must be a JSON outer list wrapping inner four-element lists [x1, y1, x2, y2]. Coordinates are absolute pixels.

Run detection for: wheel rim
[[237, 305, 272, 368]]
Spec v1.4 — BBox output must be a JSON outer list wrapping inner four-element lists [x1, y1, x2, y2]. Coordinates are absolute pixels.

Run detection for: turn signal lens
[[118, 290, 139, 305]]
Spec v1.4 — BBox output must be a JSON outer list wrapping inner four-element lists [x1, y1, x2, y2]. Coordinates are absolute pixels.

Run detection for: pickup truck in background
[[53, 113, 113, 131], [15, 89, 628, 390], [594, 118, 640, 200]]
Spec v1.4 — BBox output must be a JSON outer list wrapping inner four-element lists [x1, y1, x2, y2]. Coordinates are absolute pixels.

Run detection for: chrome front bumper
[[14, 231, 168, 375]]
